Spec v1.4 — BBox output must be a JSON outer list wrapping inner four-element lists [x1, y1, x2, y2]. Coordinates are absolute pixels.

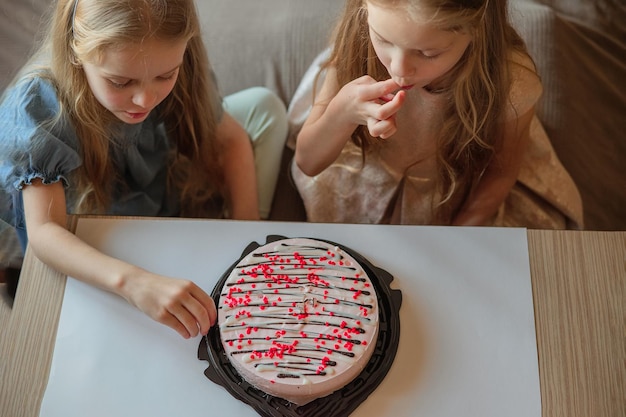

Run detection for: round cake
[[217, 237, 380, 406]]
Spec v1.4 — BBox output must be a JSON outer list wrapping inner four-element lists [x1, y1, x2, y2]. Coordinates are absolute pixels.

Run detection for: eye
[[419, 51, 440, 60], [108, 79, 130, 89], [370, 29, 390, 45], [374, 35, 390, 45], [159, 69, 179, 82]]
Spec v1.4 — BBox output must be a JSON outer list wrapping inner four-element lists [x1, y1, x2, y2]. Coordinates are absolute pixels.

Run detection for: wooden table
[[1, 221, 624, 417]]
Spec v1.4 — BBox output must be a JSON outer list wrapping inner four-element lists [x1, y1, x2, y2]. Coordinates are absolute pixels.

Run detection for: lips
[[125, 111, 149, 119]]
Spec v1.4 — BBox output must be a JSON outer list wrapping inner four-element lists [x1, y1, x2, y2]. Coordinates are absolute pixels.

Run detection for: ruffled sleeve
[[0, 77, 81, 193]]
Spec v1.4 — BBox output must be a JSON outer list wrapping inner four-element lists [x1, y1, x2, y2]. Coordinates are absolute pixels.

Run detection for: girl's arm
[[452, 107, 535, 226], [295, 68, 405, 176], [216, 112, 259, 220], [22, 179, 217, 338]]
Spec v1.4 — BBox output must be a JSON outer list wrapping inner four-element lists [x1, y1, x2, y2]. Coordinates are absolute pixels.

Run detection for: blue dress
[[0, 76, 222, 249]]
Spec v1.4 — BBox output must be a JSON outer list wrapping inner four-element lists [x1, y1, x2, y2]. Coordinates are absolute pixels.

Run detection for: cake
[[216, 237, 380, 406]]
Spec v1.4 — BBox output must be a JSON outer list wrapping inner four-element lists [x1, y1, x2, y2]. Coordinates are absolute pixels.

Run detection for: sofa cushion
[[198, 0, 343, 106]]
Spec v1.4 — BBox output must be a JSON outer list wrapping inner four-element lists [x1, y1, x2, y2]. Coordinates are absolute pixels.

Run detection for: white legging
[[223, 87, 288, 219]]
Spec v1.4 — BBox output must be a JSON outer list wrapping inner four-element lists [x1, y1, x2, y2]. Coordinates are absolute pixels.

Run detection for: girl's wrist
[[325, 96, 358, 138], [111, 263, 146, 299]]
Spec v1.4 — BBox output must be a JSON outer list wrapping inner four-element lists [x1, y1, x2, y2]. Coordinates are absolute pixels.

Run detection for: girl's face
[[366, 1, 472, 90], [82, 37, 188, 124]]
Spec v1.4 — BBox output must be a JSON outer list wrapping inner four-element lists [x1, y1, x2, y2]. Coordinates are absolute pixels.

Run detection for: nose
[[390, 51, 415, 78], [131, 86, 158, 109]]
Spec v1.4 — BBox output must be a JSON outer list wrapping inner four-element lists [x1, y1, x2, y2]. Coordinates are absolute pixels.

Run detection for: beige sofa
[[1, 0, 624, 233]]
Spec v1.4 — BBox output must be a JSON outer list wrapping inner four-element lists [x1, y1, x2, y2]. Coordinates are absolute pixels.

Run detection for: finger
[[352, 74, 377, 85], [206, 297, 217, 327], [165, 298, 203, 338], [368, 117, 397, 138], [184, 288, 217, 335], [382, 89, 406, 112], [379, 124, 397, 139], [367, 117, 397, 138], [389, 89, 406, 106], [372, 79, 401, 101], [367, 117, 378, 136], [158, 311, 192, 339], [378, 93, 395, 103], [376, 90, 406, 120], [358, 78, 400, 102], [367, 91, 406, 120]]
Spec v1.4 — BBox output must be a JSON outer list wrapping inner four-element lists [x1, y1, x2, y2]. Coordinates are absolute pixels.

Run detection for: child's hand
[[120, 270, 217, 339], [339, 76, 406, 139]]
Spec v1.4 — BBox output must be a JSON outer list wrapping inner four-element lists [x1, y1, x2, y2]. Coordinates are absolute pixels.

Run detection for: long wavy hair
[[35, 0, 224, 217], [325, 0, 531, 223]]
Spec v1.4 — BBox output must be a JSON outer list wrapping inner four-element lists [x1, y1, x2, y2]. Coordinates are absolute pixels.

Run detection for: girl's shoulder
[[0, 73, 61, 122], [0, 74, 80, 183], [504, 50, 543, 121]]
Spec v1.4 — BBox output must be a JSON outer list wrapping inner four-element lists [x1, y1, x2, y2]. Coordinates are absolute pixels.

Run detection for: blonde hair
[[38, 0, 224, 217], [326, 0, 531, 223]]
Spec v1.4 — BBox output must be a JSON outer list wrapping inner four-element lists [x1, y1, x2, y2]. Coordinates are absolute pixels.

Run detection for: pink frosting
[[218, 238, 379, 405]]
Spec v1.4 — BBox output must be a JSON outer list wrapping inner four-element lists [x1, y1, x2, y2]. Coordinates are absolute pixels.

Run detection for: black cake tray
[[198, 235, 403, 417]]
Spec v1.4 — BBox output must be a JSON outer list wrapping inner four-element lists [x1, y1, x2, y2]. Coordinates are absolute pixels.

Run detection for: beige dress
[[291, 53, 583, 229]]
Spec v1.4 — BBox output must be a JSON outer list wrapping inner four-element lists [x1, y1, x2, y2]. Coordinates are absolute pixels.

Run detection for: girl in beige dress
[[292, 0, 583, 229]]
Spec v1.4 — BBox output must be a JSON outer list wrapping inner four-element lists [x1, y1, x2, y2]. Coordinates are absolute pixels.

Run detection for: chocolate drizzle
[[199, 235, 402, 417], [218, 238, 378, 384]]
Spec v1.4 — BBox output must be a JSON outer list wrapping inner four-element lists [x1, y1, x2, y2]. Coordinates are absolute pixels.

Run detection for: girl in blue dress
[[0, 0, 288, 338]]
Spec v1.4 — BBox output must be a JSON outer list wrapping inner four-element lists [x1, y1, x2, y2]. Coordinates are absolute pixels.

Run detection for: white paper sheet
[[40, 218, 540, 417]]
